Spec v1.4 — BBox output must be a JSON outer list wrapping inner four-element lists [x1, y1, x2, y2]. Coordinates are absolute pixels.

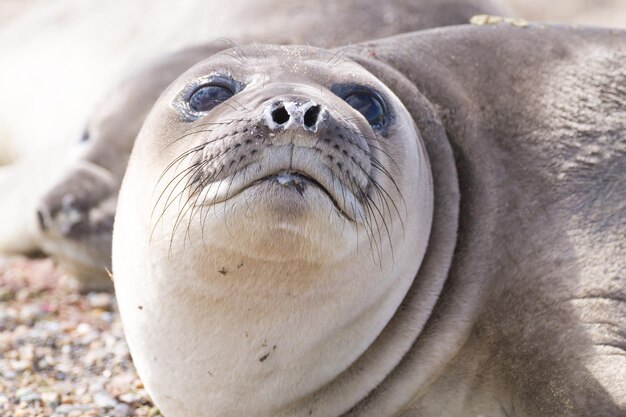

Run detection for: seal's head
[[35, 81, 140, 291], [33, 44, 214, 291], [143, 46, 431, 262], [114, 45, 433, 417]]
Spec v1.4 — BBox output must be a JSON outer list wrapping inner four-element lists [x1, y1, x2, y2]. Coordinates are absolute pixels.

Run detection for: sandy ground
[[0, 0, 624, 416]]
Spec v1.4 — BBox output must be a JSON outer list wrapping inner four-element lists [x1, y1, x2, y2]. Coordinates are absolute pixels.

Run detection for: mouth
[[262, 171, 317, 195], [194, 160, 363, 222], [257, 170, 355, 219]]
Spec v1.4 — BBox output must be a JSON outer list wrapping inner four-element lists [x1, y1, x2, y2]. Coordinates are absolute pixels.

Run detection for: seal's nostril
[[36, 208, 47, 231], [304, 105, 321, 129], [271, 106, 290, 125]]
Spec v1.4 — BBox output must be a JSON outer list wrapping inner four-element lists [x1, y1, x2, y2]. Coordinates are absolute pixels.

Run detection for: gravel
[[0, 256, 162, 417]]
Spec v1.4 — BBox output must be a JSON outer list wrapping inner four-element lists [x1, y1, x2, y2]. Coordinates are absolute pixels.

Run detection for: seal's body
[[114, 24, 625, 417], [9, 0, 508, 288]]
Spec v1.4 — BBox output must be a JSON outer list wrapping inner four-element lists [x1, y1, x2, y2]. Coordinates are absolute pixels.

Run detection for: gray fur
[[344, 23, 625, 416]]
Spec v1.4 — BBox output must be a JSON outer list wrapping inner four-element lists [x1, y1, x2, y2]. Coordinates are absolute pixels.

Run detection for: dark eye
[[189, 84, 234, 112], [344, 91, 386, 128]]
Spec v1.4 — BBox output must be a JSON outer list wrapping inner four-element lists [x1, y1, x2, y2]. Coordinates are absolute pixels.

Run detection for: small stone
[[2, 369, 17, 379], [19, 344, 35, 361], [42, 391, 61, 408], [469, 14, 529, 28], [39, 320, 61, 332], [54, 404, 73, 414], [118, 393, 141, 404], [76, 323, 93, 335], [16, 387, 37, 401], [10, 359, 32, 371], [84, 347, 108, 365], [53, 382, 74, 395], [0, 287, 15, 301], [107, 373, 135, 396], [101, 311, 114, 323], [16, 288, 31, 301], [113, 402, 133, 417], [78, 328, 99, 345], [148, 407, 163, 417], [93, 390, 117, 408], [17, 304, 42, 324], [470, 14, 502, 25], [87, 293, 113, 310], [54, 404, 92, 414], [19, 392, 42, 403], [113, 341, 130, 357], [75, 384, 89, 396], [89, 381, 105, 393]]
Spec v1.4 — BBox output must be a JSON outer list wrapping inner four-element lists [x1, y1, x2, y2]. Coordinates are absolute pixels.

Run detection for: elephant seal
[[28, 0, 509, 289], [113, 24, 625, 417]]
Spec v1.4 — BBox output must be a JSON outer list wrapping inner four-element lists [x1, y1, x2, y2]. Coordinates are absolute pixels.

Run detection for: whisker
[[216, 38, 248, 64]]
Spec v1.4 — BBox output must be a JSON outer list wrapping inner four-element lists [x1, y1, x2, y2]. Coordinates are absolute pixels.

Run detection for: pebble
[[75, 322, 93, 336], [19, 392, 42, 403], [42, 391, 61, 408], [87, 292, 114, 310], [93, 390, 117, 408], [119, 392, 143, 404], [0, 287, 14, 301], [114, 402, 134, 417], [54, 404, 96, 414], [17, 304, 43, 324], [2, 369, 17, 379], [16, 387, 38, 401], [148, 407, 163, 417]]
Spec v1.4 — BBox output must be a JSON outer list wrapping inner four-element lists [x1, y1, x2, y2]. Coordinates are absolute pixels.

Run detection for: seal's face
[[146, 46, 428, 265], [115, 45, 433, 417]]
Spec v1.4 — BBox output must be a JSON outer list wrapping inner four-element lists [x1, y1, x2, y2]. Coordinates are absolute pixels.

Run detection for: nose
[[36, 194, 84, 237], [264, 100, 326, 132], [36, 206, 48, 231]]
